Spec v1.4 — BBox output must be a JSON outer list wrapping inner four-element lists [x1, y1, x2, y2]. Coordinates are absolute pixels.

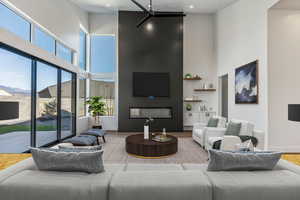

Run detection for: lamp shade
[[288, 104, 300, 122]]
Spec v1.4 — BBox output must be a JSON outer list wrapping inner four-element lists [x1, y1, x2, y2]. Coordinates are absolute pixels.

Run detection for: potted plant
[[86, 96, 106, 126]]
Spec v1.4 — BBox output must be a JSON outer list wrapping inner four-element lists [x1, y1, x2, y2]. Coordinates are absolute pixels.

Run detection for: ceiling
[[272, 0, 300, 9], [69, 0, 238, 14]]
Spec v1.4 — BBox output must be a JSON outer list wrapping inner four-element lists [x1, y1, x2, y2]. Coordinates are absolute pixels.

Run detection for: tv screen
[[133, 72, 170, 97]]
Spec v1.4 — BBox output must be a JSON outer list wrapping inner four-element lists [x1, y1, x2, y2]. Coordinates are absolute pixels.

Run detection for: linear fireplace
[[130, 107, 172, 119]]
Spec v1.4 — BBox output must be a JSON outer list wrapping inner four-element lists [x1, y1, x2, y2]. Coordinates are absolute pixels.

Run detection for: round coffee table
[[126, 134, 178, 158]]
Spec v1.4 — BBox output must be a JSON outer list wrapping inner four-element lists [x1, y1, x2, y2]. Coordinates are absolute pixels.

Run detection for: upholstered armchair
[[205, 119, 255, 150], [192, 116, 227, 148]]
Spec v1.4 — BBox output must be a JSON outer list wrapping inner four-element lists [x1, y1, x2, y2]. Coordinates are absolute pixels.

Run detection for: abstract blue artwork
[[235, 61, 258, 104]]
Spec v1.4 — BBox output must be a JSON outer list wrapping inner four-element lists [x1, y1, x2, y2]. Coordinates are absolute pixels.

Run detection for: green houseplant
[[86, 96, 106, 126]]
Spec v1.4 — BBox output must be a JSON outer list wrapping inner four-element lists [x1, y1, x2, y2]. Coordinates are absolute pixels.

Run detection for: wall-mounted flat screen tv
[[133, 72, 170, 97]]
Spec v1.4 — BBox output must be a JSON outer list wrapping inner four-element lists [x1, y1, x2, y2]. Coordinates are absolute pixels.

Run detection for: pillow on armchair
[[207, 118, 219, 127], [225, 122, 241, 136]]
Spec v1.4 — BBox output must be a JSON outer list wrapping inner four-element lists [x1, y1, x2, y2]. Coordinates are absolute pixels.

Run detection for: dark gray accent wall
[[118, 11, 183, 132]]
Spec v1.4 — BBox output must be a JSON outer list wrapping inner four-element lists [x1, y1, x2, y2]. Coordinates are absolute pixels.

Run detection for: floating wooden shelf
[[183, 77, 202, 81], [194, 89, 216, 92], [183, 100, 202, 103]]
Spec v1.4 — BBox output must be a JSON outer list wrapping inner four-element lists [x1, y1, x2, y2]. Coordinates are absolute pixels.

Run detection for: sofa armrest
[[275, 159, 300, 175], [205, 127, 227, 137], [193, 122, 207, 130], [253, 129, 265, 150]]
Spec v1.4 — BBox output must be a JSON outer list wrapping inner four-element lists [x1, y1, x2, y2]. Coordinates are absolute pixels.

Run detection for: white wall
[[268, 9, 300, 152], [216, 0, 279, 146], [183, 14, 217, 128], [4, 0, 88, 52], [89, 13, 119, 131]]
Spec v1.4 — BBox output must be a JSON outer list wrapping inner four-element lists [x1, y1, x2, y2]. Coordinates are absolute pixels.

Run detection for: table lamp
[[288, 104, 300, 122]]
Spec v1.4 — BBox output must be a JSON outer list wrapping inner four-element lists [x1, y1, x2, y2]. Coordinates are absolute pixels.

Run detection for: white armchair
[[192, 116, 227, 148], [205, 119, 255, 150]]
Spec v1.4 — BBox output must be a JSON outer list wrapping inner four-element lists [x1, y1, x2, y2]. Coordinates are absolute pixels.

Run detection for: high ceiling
[[272, 0, 300, 9], [69, 0, 238, 14]]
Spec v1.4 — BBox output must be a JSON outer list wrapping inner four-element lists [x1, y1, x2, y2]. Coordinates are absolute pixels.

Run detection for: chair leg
[[97, 137, 100, 145], [102, 136, 106, 143]]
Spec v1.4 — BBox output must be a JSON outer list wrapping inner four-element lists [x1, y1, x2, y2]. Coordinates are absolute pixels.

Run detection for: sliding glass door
[[0, 48, 32, 153], [61, 70, 75, 139], [0, 45, 76, 153], [36, 62, 58, 147]]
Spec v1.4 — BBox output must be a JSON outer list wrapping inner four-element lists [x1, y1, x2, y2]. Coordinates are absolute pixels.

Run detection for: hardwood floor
[[1, 132, 300, 170]]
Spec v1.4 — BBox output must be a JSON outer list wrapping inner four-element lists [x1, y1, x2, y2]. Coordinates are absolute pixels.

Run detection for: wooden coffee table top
[[126, 134, 178, 158]]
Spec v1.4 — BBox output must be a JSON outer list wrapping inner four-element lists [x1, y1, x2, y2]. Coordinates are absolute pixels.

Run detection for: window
[[90, 35, 116, 116], [0, 48, 32, 153], [34, 27, 55, 54], [36, 62, 58, 147], [79, 78, 86, 117], [79, 30, 87, 70], [0, 3, 31, 41], [61, 70, 76, 139], [90, 35, 116, 75], [90, 79, 115, 116], [56, 42, 72, 63]]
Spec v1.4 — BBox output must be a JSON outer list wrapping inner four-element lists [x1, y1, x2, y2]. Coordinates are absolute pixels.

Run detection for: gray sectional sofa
[[1, 158, 300, 200]]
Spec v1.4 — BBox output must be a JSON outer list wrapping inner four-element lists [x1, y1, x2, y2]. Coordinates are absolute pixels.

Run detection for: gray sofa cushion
[[205, 170, 300, 200], [208, 150, 282, 171], [0, 170, 112, 200], [0, 158, 36, 184], [125, 164, 183, 171], [182, 163, 208, 171], [109, 171, 212, 200], [31, 148, 104, 173]]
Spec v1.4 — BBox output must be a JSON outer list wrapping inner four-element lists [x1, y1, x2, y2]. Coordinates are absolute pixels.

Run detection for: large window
[[36, 62, 58, 147], [61, 70, 75, 139], [56, 42, 72, 63], [90, 35, 116, 116], [34, 27, 55, 54], [90, 79, 115, 116], [0, 45, 76, 153], [0, 3, 31, 41], [0, 48, 31, 153], [79, 78, 86, 117], [91, 35, 116, 75], [79, 30, 87, 70]]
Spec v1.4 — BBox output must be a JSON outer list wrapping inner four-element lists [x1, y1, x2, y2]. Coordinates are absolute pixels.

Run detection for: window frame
[[89, 34, 117, 117], [0, 42, 77, 152], [0, 2, 76, 65]]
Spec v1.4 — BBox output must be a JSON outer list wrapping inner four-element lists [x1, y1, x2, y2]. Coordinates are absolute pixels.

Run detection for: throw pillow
[[225, 122, 242, 136], [207, 118, 219, 127], [207, 150, 282, 171], [31, 148, 104, 173]]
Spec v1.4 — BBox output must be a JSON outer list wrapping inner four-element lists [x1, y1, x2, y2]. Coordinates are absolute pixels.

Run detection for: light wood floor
[[1, 132, 300, 170]]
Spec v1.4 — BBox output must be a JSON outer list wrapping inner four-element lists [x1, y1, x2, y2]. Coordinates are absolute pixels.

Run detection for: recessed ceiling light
[[148, 4, 151, 8], [189, 5, 194, 9], [106, 3, 111, 7]]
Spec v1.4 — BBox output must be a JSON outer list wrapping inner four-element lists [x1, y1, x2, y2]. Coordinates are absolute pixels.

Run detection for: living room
[[1, 0, 300, 199]]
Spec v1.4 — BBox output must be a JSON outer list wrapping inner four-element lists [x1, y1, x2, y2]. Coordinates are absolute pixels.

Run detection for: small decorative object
[[185, 73, 192, 79], [144, 117, 154, 140], [162, 128, 167, 136], [186, 104, 192, 111], [203, 83, 208, 89], [235, 60, 258, 104], [209, 83, 214, 89], [86, 96, 106, 126], [194, 75, 200, 79]]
